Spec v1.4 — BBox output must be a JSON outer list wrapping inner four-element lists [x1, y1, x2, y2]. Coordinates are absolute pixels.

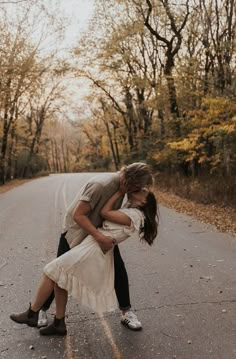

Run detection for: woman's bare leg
[[54, 283, 68, 319], [31, 274, 54, 312], [39, 283, 68, 336]]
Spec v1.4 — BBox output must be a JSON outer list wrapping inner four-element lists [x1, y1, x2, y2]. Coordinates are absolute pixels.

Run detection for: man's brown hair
[[121, 162, 154, 189]]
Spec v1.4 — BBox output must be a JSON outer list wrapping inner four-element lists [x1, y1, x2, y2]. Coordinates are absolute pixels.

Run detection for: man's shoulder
[[88, 172, 119, 188]]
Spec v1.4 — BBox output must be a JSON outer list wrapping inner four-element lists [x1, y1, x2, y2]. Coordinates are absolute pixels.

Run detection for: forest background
[[0, 0, 235, 208]]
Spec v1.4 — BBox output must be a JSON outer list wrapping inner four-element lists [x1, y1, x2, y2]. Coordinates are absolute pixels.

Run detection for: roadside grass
[[156, 173, 236, 208]]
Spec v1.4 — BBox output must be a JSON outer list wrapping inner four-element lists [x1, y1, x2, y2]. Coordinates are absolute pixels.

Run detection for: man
[[21, 163, 154, 333]]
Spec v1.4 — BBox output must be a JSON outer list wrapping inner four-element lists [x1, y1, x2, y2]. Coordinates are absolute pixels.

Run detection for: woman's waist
[[99, 229, 128, 243]]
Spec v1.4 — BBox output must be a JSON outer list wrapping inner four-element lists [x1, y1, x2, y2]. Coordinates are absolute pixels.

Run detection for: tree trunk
[[136, 89, 151, 134], [23, 134, 37, 178], [66, 145, 70, 173], [61, 139, 67, 173], [104, 121, 119, 170], [50, 140, 56, 172], [54, 140, 60, 172], [164, 58, 180, 118], [124, 89, 137, 151], [0, 118, 10, 184], [158, 108, 165, 140], [113, 127, 120, 166], [6, 121, 17, 180]]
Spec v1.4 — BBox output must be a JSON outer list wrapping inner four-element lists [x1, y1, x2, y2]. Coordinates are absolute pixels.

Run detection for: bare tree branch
[[84, 72, 127, 116], [0, 0, 28, 3]]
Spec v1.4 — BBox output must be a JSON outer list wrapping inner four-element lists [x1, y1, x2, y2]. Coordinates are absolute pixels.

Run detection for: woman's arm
[[101, 191, 131, 226]]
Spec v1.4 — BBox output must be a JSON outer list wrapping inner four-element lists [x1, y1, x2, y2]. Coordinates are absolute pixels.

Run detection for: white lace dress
[[43, 208, 144, 313]]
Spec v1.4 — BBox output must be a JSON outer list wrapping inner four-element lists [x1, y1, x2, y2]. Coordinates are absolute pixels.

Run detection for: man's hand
[[94, 232, 114, 253], [119, 178, 128, 195]]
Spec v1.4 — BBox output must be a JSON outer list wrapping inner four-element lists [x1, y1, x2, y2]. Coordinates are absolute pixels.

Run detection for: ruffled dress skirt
[[43, 234, 118, 314]]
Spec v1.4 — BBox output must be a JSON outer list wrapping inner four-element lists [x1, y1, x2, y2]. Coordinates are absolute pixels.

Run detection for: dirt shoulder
[[0, 178, 34, 194], [1, 178, 235, 235], [156, 190, 236, 235]]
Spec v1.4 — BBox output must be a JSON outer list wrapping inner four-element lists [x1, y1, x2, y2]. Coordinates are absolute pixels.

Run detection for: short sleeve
[[79, 182, 103, 210], [119, 208, 145, 234]]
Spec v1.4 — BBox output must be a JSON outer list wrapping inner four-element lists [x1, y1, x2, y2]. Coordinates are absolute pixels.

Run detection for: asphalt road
[[0, 173, 235, 359]]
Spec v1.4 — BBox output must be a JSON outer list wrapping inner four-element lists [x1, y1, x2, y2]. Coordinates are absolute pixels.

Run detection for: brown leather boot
[[39, 316, 67, 336], [10, 303, 39, 327]]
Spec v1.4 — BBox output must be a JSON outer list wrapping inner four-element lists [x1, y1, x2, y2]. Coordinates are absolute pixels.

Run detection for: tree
[[0, 0, 68, 182], [141, 0, 190, 123], [0, 24, 40, 183], [200, 0, 236, 94]]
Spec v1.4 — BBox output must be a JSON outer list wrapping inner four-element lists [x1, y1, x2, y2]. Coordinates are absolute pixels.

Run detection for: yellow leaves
[[162, 110, 236, 168], [168, 137, 197, 151], [188, 98, 236, 132], [202, 97, 236, 120], [221, 123, 236, 134], [168, 136, 204, 163]]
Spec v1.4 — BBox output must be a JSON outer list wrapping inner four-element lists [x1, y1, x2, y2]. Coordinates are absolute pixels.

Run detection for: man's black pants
[[41, 233, 131, 311]]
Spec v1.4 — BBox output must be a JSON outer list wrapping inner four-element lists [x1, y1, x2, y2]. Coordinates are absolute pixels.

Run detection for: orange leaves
[[152, 97, 236, 174]]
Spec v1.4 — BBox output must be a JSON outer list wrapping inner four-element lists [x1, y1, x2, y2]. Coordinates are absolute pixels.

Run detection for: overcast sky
[[54, 1, 96, 118], [59, 0, 95, 48], [1, 0, 95, 52]]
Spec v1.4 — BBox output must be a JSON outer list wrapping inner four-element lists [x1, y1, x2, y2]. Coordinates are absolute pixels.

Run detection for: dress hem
[[44, 265, 118, 314]]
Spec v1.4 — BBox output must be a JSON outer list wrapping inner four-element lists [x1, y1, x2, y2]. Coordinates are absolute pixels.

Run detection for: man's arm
[[73, 201, 114, 252]]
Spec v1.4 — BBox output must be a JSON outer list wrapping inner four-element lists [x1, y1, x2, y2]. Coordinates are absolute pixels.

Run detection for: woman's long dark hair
[[140, 192, 158, 245]]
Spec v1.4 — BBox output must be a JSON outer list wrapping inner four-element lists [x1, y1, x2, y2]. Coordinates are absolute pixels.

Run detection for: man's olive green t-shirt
[[63, 173, 123, 248]]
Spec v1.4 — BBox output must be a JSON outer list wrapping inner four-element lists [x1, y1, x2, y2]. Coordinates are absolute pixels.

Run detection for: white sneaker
[[37, 309, 48, 328], [121, 310, 142, 331]]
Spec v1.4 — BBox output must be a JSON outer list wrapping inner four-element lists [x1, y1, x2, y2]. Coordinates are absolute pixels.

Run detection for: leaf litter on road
[[156, 190, 236, 234]]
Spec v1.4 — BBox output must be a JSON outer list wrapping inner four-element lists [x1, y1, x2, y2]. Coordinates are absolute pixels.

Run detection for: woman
[[10, 189, 158, 336]]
